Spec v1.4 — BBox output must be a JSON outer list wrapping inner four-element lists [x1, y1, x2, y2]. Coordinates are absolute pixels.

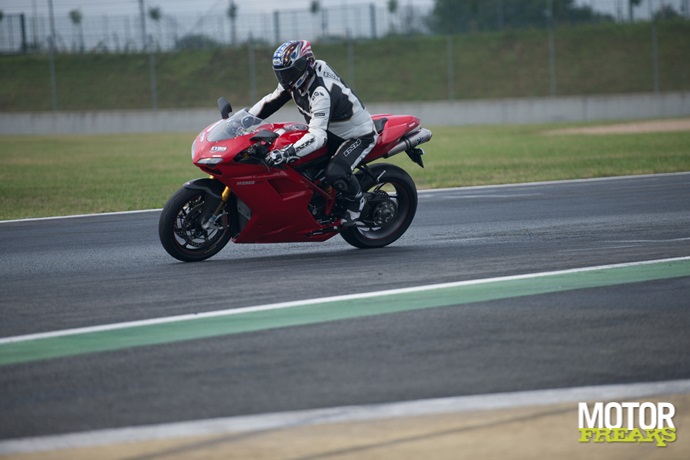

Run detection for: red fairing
[[189, 112, 427, 244], [366, 115, 420, 162], [229, 168, 333, 243]]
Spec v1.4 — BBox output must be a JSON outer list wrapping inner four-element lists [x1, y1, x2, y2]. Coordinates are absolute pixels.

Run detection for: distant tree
[[310, 0, 326, 38], [427, 0, 611, 34], [629, 0, 642, 22], [148, 6, 162, 49], [68, 9, 84, 52], [653, 4, 683, 20], [388, 0, 399, 33], [227, 0, 237, 46], [69, 9, 82, 24], [175, 34, 221, 51], [148, 7, 161, 22]]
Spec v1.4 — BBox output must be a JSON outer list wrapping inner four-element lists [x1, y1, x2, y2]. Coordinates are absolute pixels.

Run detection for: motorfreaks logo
[[578, 402, 676, 447]]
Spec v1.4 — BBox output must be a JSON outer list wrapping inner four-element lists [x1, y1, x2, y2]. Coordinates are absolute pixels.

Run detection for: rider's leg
[[325, 132, 376, 225]]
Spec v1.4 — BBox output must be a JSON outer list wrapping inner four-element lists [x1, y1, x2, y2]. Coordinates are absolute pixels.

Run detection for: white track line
[[0, 208, 159, 224], [1, 256, 689, 346], [1, 379, 688, 454], [416, 171, 690, 194], [2, 172, 688, 224]]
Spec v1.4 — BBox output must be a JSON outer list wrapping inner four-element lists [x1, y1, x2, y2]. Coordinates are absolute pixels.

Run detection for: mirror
[[217, 97, 232, 119]]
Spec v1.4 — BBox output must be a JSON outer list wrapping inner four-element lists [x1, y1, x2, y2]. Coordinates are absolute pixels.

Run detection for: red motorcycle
[[159, 98, 432, 262]]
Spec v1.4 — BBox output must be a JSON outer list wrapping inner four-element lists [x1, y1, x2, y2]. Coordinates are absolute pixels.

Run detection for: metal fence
[[0, 3, 429, 54], [1, 0, 689, 112], [1, 0, 689, 54]]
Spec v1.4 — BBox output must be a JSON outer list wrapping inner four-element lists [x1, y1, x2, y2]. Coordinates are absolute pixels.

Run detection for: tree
[[427, 0, 611, 35], [629, 0, 642, 22], [68, 9, 84, 52], [387, 0, 399, 34], [148, 7, 162, 49], [175, 34, 221, 51], [653, 4, 683, 20], [310, 0, 326, 38], [148, 6, 161, 22], [227, 1, 237, 46]]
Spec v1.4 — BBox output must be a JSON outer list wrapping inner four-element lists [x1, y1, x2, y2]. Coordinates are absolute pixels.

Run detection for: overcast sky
[[0, 0, 434, 17], [0, 0, 681, 22]]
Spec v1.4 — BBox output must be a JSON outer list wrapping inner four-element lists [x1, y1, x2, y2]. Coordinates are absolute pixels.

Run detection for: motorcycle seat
[[374, 118, 388, 134]]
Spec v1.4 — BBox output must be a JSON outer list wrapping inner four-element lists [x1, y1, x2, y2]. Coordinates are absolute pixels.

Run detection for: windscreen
[[206, 109, 264, 142]]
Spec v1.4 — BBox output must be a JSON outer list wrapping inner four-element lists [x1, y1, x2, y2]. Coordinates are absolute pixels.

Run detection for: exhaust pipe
[[385, 128, 433, 158]]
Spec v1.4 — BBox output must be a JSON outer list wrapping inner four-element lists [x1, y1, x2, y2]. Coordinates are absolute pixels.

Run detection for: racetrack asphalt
[[0, 173, 689, 457]]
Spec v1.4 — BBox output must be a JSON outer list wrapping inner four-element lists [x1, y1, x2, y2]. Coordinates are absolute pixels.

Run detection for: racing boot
[[340, 192, 366, 227]]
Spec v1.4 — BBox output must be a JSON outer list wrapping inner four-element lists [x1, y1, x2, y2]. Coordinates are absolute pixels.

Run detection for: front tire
[[340, 164, 417, 249], [159, 187, 233, 262]]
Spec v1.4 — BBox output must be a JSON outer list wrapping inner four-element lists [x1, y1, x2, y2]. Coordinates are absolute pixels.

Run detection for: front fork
[[202, 185, 232, 231]]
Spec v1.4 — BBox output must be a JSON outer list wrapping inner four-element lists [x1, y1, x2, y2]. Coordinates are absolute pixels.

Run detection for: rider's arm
[[292, 86, 330, 157], [248, 84, 291, 120]]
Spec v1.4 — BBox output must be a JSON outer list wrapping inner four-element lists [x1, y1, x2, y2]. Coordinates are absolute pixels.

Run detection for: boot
[[340, 192, 366, 227]]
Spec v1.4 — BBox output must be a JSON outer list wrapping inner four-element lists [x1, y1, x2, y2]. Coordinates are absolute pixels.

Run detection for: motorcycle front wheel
[[158, 187, 233, 262], [341, 164, 417, 249]]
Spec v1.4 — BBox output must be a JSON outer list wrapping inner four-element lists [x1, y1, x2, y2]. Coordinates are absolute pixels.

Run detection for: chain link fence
[[0, 3, 429, 54], [1, 1, 688, 54], [1, 1, 689, 111]]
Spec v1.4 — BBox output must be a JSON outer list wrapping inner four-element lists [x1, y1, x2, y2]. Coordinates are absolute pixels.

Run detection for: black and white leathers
[[248, 60, 377, 198]]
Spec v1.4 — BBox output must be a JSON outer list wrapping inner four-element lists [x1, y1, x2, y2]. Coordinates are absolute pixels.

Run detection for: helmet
[[272, 40, 315, 91]]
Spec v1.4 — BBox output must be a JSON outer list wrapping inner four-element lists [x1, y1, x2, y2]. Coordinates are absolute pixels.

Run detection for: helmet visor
[[274, 58, 307, 90]]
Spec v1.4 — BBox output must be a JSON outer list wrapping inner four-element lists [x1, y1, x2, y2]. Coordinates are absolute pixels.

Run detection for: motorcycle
[[159, 97, 432, 262]]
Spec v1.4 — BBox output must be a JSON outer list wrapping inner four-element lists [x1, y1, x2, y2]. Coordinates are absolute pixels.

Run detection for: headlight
[[191, 140, 196, 159], [197, 157, 223, 166]]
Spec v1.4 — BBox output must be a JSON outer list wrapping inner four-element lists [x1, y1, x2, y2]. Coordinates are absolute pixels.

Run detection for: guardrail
[[1, 92, 688, 135]]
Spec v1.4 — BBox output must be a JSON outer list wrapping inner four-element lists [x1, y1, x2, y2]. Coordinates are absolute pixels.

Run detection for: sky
[[0, 0, 434, 18], [1, 1, 684, 26]]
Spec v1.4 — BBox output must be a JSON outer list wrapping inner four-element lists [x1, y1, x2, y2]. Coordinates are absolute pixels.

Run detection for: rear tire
[[340, 164, 417, 249], [159, 187, 233, 262]]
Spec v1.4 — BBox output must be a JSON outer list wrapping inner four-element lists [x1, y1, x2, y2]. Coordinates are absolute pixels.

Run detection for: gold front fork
[[204, 185, 231, 230], [221, 186, 232, 203], [213, 186, 232, 216]]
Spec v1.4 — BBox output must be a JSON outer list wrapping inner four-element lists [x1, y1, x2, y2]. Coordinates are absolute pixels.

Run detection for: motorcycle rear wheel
[[159, 187, 233, 262], [340, 164, 417, 249]]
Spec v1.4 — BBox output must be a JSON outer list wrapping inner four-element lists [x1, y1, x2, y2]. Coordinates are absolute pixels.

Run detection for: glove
[[266, 145, 298, 166]]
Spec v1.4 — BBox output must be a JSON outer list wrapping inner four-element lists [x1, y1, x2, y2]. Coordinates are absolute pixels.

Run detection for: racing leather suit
[[248, 60, 377, 200]]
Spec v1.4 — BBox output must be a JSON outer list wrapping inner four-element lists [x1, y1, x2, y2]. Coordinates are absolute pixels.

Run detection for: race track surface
[[1, 173, 689, 448]]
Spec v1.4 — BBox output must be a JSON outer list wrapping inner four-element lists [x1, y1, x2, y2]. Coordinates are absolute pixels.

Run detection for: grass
[[1, 21, 689, 111], [0, 133, 199, 220], [1, 122, 689, 220], [393, 124, 690, 189]]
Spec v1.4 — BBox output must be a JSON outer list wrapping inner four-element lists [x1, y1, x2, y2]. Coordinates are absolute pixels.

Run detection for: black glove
[[265, 145, 298, 166]]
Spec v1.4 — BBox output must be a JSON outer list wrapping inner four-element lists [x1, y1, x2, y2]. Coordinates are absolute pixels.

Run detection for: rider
[[247, 40, 378, 226]]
